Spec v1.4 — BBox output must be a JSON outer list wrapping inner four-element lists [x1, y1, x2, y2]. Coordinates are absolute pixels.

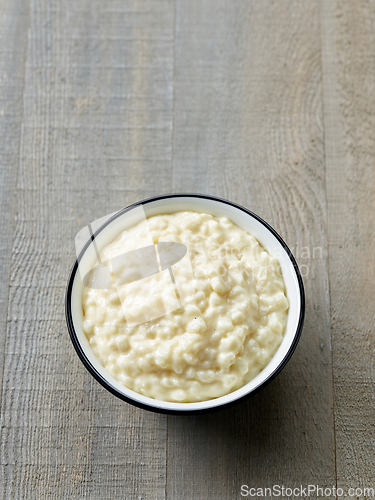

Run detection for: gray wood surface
[[0, 0, 30, 408], [0, 0, 373, 498], [321, 0, 375, 491]]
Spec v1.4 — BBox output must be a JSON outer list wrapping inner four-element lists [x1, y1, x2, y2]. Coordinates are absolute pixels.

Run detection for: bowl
[[65, 193, 305, 414]]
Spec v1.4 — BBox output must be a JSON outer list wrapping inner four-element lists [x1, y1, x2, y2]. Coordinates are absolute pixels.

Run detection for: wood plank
[[0, 0, 30, 407], [169, 1, 335, 498], [321, 0, 375, 490], [0, 0, 174, 497]]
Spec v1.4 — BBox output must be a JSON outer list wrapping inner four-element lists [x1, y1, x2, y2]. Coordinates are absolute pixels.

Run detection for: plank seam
[[0, 0, 32, 413], [319, 0, 338, 493]]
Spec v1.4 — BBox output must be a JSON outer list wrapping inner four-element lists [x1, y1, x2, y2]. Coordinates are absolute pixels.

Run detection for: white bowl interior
[[70, 196, 302, 412]]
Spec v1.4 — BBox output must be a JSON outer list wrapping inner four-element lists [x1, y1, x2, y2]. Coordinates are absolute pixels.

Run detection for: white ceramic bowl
[[65, 194, 305, 414]]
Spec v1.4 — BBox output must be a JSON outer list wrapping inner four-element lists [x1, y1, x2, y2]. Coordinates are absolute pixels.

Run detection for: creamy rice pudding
[[82, 211, 289, 402]]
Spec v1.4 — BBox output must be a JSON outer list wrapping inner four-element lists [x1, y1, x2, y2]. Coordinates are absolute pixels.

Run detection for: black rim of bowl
[[65, 193, 305, 415]]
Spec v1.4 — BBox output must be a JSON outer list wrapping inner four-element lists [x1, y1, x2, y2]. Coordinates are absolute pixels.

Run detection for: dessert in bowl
[[66, 194, 304, 414]]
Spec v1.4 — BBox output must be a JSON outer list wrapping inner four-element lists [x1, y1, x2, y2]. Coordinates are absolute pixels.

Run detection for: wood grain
[[0, 0, 30, 408], [0, 0, 174, 498], [321, 0, 375, 490], [169, 0, 335, 498]]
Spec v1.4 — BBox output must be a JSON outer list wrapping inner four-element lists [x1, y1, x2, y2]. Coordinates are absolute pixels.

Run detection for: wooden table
[[0, 0, 374, 498]]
